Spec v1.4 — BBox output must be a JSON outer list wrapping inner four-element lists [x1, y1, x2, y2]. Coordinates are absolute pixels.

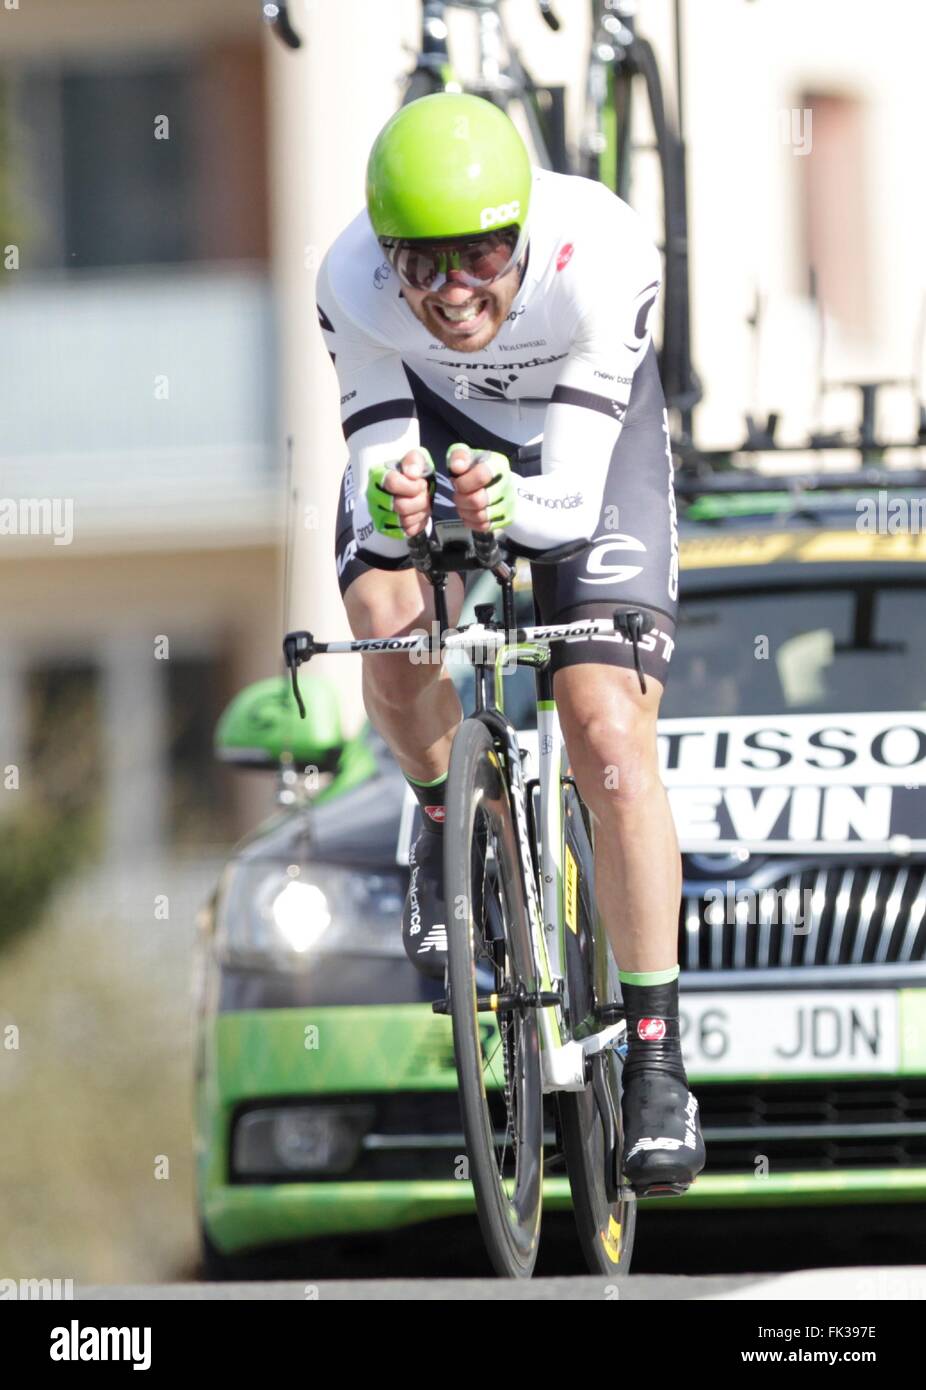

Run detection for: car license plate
[[679, 990, 899, 1077]]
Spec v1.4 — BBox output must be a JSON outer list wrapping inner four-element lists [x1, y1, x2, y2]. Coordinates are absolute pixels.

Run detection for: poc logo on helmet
[[480, 200, 520, 230]]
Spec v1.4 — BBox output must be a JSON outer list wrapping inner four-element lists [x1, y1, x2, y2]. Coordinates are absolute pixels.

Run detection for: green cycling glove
[[447, 444, 517, 530], [366, 449, 435, 540]]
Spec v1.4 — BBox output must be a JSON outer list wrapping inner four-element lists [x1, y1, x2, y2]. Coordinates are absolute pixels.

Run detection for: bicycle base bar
[[282, 607, 655, 718]]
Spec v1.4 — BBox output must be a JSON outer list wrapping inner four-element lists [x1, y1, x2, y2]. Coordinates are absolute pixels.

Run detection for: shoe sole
[[630, 1180, 691, 1198]]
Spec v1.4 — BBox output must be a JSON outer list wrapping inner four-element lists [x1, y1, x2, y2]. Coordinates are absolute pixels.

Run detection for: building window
[[61, 66, 195, 268], [4, 42, 268, 272]]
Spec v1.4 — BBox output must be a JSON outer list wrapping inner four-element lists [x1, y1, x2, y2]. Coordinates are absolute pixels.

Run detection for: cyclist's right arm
[[316, 251, 419, 562]]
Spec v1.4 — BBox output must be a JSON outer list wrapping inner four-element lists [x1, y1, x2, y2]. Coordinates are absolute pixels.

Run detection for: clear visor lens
[[383, 225, 527, 291]]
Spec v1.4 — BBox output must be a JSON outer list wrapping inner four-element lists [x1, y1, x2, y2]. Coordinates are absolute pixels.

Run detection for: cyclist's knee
[[555, 667, 662, 810], [344, 567, 463, 640], [344, 569, 426, 640], [345, 569, 462, 709]]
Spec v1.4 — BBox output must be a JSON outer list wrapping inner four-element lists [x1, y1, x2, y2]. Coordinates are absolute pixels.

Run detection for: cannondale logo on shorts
[[578, 532, 646, 586]]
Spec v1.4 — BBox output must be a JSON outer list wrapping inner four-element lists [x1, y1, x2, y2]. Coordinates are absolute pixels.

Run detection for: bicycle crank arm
[[589, 1052, 623, 1205]]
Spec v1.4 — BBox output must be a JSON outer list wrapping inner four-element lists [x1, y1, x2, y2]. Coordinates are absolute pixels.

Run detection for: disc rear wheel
[[558, 1040, 636, 1274], [557, 783, 636, 1273]]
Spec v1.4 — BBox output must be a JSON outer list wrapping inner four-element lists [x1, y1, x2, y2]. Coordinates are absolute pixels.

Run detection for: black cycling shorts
[[333, 345, 679, 687]]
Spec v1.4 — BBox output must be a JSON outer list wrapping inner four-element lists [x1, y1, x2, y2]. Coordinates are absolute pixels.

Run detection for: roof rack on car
[[675, 378, 926, 504], [676, 465, 926, 499]]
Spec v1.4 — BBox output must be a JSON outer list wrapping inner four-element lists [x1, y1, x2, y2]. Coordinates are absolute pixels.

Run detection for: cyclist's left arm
[[504, 214, 662, 553]]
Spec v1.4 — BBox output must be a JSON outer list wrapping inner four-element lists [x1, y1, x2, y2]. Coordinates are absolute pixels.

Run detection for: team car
[[194, 481, 926, 1273]]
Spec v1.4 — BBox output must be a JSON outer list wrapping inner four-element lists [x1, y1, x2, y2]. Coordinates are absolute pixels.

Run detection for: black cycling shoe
[[401, 830, 448, 981], [620, 1067, 706, 1197]]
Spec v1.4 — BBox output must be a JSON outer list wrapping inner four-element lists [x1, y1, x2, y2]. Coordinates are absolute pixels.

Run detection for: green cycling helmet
[[366, 93, 532, 242]]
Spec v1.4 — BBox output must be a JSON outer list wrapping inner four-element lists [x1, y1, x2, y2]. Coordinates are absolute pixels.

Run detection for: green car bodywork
[[198, 997, 926, 1256]]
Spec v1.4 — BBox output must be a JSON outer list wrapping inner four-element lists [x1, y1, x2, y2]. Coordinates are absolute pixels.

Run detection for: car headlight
[[216, 861, 407, 970], [231, 1104, 375, 1178]]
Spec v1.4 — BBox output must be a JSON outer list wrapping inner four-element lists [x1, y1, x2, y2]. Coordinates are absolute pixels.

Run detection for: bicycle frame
[[284, 602, 627, 1095], [483, 631, 625, 1092]]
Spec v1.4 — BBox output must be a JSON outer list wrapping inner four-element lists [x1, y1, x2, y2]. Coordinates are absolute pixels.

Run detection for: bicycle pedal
[[633, 1181, 689, 1199]]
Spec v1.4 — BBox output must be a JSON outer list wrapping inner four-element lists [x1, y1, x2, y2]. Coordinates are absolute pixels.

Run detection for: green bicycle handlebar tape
[[366, 450, 436, 540], [447, 443, 516, 530]]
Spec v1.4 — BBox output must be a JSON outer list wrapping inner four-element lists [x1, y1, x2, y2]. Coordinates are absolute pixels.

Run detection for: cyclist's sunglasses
[[380, 224, 528, 292]]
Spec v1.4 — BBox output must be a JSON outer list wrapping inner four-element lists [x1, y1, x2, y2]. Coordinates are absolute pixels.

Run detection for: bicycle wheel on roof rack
[[444, 717, 544, 1279], [599, 27, 700, 422]]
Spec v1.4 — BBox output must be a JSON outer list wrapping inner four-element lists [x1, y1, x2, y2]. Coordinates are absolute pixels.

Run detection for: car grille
[[699, 1078, 926, 1172], [680, 860, 926, 972], [231, 1084, 926, 1182]]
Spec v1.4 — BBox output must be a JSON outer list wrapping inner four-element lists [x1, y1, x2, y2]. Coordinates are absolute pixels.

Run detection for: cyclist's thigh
[[529, 347, 679, 689], [336, 510, 465, 639]]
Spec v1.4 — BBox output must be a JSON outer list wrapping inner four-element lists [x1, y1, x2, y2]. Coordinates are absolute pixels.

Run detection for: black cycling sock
[[405, 772, 447, 834], [619, 969, 688, 1085]]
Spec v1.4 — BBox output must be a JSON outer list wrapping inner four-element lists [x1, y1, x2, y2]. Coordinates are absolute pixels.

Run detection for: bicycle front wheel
[[445, 718, 544, 1278]]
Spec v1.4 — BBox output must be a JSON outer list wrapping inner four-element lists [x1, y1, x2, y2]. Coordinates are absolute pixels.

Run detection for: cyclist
[[316, 93, 704, 1196]]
